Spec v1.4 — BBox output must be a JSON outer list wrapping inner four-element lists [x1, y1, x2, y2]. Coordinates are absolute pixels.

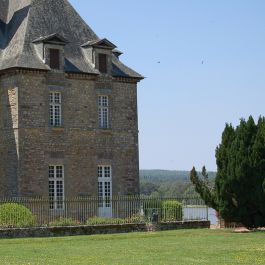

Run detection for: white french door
[[98, 166, 112, 217]]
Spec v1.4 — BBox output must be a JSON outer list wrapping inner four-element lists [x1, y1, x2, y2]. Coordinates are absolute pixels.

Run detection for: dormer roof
[[33, 33, 69, 45], [113, 49, 123, 57], [81, 38, 117, 50]]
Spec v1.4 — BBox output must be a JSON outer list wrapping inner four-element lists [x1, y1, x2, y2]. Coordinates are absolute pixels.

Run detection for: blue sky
[[70, 0, 265, 171]]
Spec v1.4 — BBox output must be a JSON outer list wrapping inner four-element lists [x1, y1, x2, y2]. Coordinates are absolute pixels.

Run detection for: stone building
[[0, 0, 143, 211]]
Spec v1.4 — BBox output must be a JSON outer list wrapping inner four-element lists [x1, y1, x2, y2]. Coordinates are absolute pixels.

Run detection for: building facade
[[0, 0, 143, 207]]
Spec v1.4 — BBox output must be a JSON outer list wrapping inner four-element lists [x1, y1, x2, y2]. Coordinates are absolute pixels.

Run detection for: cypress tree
[[191, 116, 265, 228]]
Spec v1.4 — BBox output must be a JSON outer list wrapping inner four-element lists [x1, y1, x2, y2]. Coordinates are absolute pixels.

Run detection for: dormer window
[[50, 49, 60, 69], [81, 38, 117, 75], [32, 33, 69, 72], [98, 53, 107, 73]]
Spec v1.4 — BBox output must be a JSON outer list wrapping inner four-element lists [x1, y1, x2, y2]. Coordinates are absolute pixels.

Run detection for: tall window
[[49, 165, 64, 210], [49, 49, 60, 70], [98, 53, 107, 73], [98, 95, 109, 129], [98, 166, 112, 208], [50, 92, 62, 126]]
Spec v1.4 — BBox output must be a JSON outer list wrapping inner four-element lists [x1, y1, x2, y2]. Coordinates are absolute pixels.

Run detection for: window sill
[[48, 69, 65, 75], [99, 128, 112, 131], [98, 128, 112, 135], [50, 126, 64, 131]]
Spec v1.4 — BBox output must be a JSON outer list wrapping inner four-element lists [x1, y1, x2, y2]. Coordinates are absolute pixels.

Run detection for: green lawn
[[0, 229, 264, 265]]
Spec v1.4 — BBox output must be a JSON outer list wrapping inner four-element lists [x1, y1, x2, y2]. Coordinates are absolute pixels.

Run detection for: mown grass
[[0, 229, 264, 265]]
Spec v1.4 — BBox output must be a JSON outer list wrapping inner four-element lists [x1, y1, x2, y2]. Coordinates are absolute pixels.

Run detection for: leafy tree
[[140, 182, 159, 196], [191, 116, 265, 228]]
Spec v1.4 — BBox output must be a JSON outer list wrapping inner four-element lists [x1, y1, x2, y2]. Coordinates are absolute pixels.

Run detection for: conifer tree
[[191, 116, 265, 228]]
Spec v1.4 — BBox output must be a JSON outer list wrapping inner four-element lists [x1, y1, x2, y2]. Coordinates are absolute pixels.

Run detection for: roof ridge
[[7, 0, 32, 23], [17, 1, 34, 69]]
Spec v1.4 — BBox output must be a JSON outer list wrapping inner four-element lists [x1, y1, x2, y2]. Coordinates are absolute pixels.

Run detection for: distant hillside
[[140, 169, 216, 182], [139, 169, 216, 197]]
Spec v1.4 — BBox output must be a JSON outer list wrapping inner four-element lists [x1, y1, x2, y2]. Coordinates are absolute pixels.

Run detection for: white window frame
[[50, 92, 62, 127], [49, 165, 64, 210], [98, 165, 112, 209], [98, 95, 109, 129]]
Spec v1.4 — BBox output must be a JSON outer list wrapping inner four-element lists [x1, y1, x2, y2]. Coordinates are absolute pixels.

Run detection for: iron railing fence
[[0, 196, 208, 228]]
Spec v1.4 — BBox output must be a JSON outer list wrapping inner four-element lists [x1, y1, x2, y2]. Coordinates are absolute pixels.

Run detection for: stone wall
[[0, 70, 140, 197], [0, 221, 210, 239], [159, 221, 211, 231], [0, 224, 147, 239]]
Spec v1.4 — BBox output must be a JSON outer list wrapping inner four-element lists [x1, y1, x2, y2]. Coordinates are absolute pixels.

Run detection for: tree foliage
[[191, 116, 265, 228], [190, 166, 217, 209]]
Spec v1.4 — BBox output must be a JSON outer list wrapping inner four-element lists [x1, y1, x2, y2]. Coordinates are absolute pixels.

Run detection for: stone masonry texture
[[0, 71, 140, 197], [0, 0, 143, 198]]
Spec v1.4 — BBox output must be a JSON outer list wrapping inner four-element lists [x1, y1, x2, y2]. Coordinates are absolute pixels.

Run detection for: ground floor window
[[98, 166, 112, 209], [49, 165, 64, 210]]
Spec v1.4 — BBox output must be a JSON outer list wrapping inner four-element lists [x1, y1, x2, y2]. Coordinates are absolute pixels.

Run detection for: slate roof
[[0, 0, 143, 79]]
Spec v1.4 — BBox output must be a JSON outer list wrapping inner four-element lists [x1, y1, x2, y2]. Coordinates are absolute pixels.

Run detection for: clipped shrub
[[162, 200, 183, 221], [86, 217, 125, 225], [126, 214, 146, 224], [0, 203, 36, 228], [49, 217, 80, 227]]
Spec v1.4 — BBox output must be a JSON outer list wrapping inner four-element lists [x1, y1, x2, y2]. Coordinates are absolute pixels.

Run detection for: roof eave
[[113, 75, 145, 83], [0, 66, 50, 76]]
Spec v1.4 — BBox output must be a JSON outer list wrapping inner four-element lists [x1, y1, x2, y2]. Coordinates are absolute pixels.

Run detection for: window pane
[[102, 96, 108, 107], [50, 49, 60, 70], [54, 93, 61, 103], [98, 96, 109, 129], [56, 166, 63, 178], [98, 53, 107, 73], [98, 166, 112, 208], [105, 182, 111, 207], [104, 166, 110, 178], [54, 106, 61, 126], [50, 92, 62, 127], [49, 165, 64, 210], [98, 96, 108, 107], [98, 108, 102, 127], [50, 93, 54, 103], [98, 96, 102, 106], [56, 181, 64, 199], [49, 105, 54, 125], [49, 180, 55, 209], [98, 166, 103, 178], [98, 181, 103, 207], [102, 108, 108, 128], [49, 166, 54, 178]]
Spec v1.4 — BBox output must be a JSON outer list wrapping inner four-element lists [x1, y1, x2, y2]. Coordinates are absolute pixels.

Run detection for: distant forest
[[139, 169, 216, 197]]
